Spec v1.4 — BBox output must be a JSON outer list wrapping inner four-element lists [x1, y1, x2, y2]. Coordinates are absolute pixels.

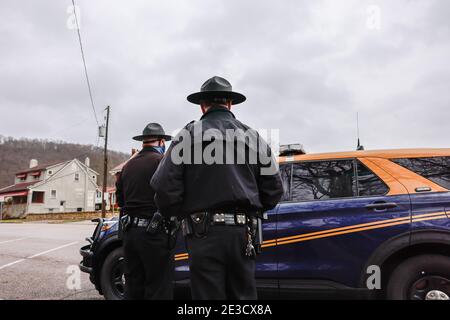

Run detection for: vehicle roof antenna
[[356, 112, 364, 151]]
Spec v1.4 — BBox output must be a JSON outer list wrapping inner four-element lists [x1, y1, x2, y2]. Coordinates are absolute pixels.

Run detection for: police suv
[[80, 146, 450, 300]]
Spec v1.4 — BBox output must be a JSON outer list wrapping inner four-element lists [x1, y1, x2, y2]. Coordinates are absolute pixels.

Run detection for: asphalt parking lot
[[0, 221, 102, 300]]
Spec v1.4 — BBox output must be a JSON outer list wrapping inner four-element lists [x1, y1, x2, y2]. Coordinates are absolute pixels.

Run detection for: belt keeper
[[214, 213, 225, 223], [235, 214, 246, 225]]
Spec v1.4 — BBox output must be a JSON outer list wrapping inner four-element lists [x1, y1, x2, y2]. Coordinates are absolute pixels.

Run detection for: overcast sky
[[0, 0, 449, 155]]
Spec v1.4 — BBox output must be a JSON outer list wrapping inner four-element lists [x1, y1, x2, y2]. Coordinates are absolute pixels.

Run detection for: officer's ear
[[200, 102, 209, 114]]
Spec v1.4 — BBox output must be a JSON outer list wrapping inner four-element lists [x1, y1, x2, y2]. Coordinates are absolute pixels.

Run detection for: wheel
[[386, 254, 450, 300], [100, 247, 125, 300]]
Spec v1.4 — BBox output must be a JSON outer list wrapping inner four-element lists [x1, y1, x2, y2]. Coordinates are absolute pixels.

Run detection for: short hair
[[202, 97, 230, 105], [143, 139, 159, 144]]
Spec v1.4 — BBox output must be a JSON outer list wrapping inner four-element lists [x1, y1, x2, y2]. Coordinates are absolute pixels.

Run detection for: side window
[[279, 163, 292, 201], [392, 157, 450, 190], [291, 160, 355, 202], [356, 160, 389, 196]]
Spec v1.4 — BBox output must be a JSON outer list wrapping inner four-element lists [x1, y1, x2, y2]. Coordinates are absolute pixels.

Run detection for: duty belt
[[190, 212, 247, 226], [129, 216, 152, 228]]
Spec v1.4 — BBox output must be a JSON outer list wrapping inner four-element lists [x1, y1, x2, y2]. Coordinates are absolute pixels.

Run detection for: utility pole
[[101, 106, 110, 218]]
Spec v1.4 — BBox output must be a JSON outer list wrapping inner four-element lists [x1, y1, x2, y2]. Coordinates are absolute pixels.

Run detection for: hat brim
[[132, 134, 172, 142], [187, 91, 246, 105]]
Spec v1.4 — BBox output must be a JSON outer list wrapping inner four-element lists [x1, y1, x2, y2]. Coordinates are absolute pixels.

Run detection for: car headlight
[[101, 221, 116, 232]]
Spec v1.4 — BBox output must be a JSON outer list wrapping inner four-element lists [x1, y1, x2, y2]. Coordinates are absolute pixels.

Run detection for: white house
[[0, 158, 99, 218]]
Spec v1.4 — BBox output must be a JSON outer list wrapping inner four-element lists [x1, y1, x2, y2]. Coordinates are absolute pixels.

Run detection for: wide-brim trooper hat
[[132, 123, 172, 141], [187, 76, 246, 105]]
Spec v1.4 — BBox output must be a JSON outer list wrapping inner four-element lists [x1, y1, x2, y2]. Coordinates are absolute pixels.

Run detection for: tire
[[386, 254, 450, 300], [100, 247, 125, 300]]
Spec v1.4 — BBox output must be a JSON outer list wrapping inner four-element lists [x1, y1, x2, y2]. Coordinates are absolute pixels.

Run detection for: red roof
[[110, 151, 139, 174], [0, 181, 37, 195], [110, 162, 126, 173]]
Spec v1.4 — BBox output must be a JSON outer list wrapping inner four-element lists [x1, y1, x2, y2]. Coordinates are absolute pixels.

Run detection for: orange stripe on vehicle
[[274, 216, 410, 243], [175, 256, 189, 261], [272, 211, 445, 245], [274, 212, 447, 247], [175, 212, 448, 258]]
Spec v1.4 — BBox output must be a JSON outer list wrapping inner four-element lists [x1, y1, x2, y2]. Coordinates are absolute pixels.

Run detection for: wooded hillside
[[0, 136, 130, 189]]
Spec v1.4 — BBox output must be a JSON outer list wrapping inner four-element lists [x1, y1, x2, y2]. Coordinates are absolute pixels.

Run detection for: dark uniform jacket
[[150, 107, 283, 218], [116, 146, 162, 218]]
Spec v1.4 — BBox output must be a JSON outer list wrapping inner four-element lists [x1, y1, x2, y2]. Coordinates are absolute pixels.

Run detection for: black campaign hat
[[132, 123, 172, 141], [187, 76, 246, 105]]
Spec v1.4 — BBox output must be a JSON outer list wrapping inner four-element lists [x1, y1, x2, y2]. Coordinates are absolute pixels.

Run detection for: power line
[[71, 0, 99, 126]]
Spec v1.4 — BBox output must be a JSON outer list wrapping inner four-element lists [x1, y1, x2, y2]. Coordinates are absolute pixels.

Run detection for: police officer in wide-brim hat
[[186, 76, 246, 105], [132, 122, 172, 142], [151, 76, 284, 300], [116, 122, 174, 300]]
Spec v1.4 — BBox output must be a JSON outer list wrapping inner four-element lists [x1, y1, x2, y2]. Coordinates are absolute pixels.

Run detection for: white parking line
[[0, 237, 28, 245], [28, 241, 79, 258], [0, 241, 79, 270], [0, 259, 26, 270]]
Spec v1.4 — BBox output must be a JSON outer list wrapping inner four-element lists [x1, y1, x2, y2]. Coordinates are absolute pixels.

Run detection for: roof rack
[[279, 144, 306, 156]]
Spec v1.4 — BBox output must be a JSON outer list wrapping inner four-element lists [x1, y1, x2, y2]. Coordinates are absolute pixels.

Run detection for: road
[[0, 221, 103, 300]]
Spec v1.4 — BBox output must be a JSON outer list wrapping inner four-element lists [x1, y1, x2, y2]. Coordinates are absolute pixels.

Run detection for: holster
[[167, 217, 181, 250], [183, 212, 209, 238], [119, 213, 131, 239], [146, 212, 164, 234], [181, 218, 193, 237], [118, 209, 124, 240], [248, 216, 264, 254]]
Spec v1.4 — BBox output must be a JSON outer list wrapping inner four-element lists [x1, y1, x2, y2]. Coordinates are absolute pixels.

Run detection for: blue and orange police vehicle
[[80, 147, 450, 300]]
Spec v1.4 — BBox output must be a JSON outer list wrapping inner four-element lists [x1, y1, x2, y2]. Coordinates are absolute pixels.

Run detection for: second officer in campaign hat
[[116, 122, 173, 300]]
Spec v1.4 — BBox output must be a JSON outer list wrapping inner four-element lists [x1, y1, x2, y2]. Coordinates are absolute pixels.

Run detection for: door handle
[[365, 202, 398, 210]]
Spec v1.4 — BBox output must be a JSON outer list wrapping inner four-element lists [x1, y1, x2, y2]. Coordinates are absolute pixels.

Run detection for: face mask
[[154, 143, 166, 154]]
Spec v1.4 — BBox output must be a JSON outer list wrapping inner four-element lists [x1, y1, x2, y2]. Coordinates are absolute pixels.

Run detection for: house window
[[74, 173, 80, 181], [32, 191, 44, 204], [12, 196, 27, 204], [51, 190, 57, 198]]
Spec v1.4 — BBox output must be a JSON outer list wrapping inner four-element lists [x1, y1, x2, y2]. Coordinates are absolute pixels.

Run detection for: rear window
[[290, 159, 355, 202], [279, 159, 388, 202], [392, 157, 450, 190], [356, 161, 389, 196]]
